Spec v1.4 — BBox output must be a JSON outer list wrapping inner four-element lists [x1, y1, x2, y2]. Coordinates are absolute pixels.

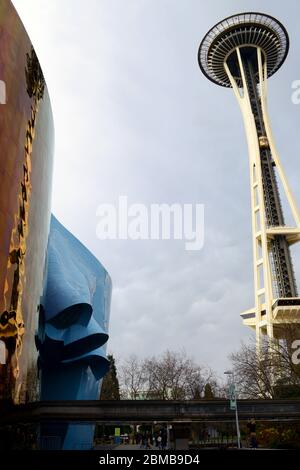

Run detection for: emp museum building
[[0, 0, 111, 449]]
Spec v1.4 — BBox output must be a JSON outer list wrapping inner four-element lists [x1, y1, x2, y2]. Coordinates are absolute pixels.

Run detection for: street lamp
[[224, 370, 241, 449]]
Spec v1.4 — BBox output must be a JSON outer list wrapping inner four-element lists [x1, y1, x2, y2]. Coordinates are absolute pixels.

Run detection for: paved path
[[115, 444, 160, 450], [115, 444, 141, 450]]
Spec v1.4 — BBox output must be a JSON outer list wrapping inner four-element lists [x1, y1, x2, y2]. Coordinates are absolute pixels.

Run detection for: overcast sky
[[12, 0, 300, 377]]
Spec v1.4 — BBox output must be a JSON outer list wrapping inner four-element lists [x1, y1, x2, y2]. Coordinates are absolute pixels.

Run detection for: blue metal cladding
[[37, 215, 111, 449]]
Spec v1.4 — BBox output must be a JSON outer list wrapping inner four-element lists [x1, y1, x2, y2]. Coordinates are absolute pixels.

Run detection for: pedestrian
[[161, 431, 167, 450], [141, 434, 147, 449], [247, 418, 258, 448]]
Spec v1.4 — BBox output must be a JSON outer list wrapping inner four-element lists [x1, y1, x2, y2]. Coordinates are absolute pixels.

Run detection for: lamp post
[[224, 370, 241, 449]]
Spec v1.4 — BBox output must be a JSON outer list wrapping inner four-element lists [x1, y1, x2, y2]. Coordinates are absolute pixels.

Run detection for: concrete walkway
[[115, 444, 160, 450]]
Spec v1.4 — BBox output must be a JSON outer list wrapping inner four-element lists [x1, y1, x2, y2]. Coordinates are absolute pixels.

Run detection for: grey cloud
[[12, 0, 300, 374]]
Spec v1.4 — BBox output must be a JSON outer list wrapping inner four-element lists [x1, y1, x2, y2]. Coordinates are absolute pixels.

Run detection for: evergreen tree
[[100, 354, 120, 400], [204, 383, 214, 399]]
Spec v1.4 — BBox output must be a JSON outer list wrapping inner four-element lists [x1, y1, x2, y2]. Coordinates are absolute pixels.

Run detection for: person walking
[[247, 418, 258, 448]]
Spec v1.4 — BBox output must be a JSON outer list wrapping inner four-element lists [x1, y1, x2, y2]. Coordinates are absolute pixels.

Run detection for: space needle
[[198, 13, 300, 346]]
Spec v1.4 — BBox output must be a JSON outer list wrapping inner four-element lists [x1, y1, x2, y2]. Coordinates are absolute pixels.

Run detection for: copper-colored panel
[[0, 0, 54, 403]]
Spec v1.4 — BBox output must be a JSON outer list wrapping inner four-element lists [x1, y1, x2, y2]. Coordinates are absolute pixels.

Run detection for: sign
[[114, 428, 121, 437], [229, 383, 236, 410]]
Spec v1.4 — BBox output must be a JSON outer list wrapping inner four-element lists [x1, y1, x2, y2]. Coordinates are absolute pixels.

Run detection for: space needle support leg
[[224, 47, 274, 352], [258, 50, 300, 228]]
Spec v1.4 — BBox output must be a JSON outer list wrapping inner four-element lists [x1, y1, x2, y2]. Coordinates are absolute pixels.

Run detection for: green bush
[[257, 425, 300, 449]]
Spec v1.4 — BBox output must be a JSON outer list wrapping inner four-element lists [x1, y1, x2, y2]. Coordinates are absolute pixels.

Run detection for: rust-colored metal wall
[[0, 0, 54, 403]]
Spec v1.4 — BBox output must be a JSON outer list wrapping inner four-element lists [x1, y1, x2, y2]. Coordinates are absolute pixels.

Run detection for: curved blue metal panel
[[37, 215, 111, 449]]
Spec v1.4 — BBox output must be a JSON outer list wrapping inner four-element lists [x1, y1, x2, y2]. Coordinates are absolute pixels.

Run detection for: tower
[[198, 13, 300, 345]]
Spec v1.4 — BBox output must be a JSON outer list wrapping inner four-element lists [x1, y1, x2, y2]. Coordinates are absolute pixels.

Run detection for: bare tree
[[269, 327, 300, 397], [119, 350, 220, 400], [229, 331, 300, 399], [119, 354, 147, 399], [145, 350, 187, 400], [144, 350, 218, 400], [229, 340, 274, 398]]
